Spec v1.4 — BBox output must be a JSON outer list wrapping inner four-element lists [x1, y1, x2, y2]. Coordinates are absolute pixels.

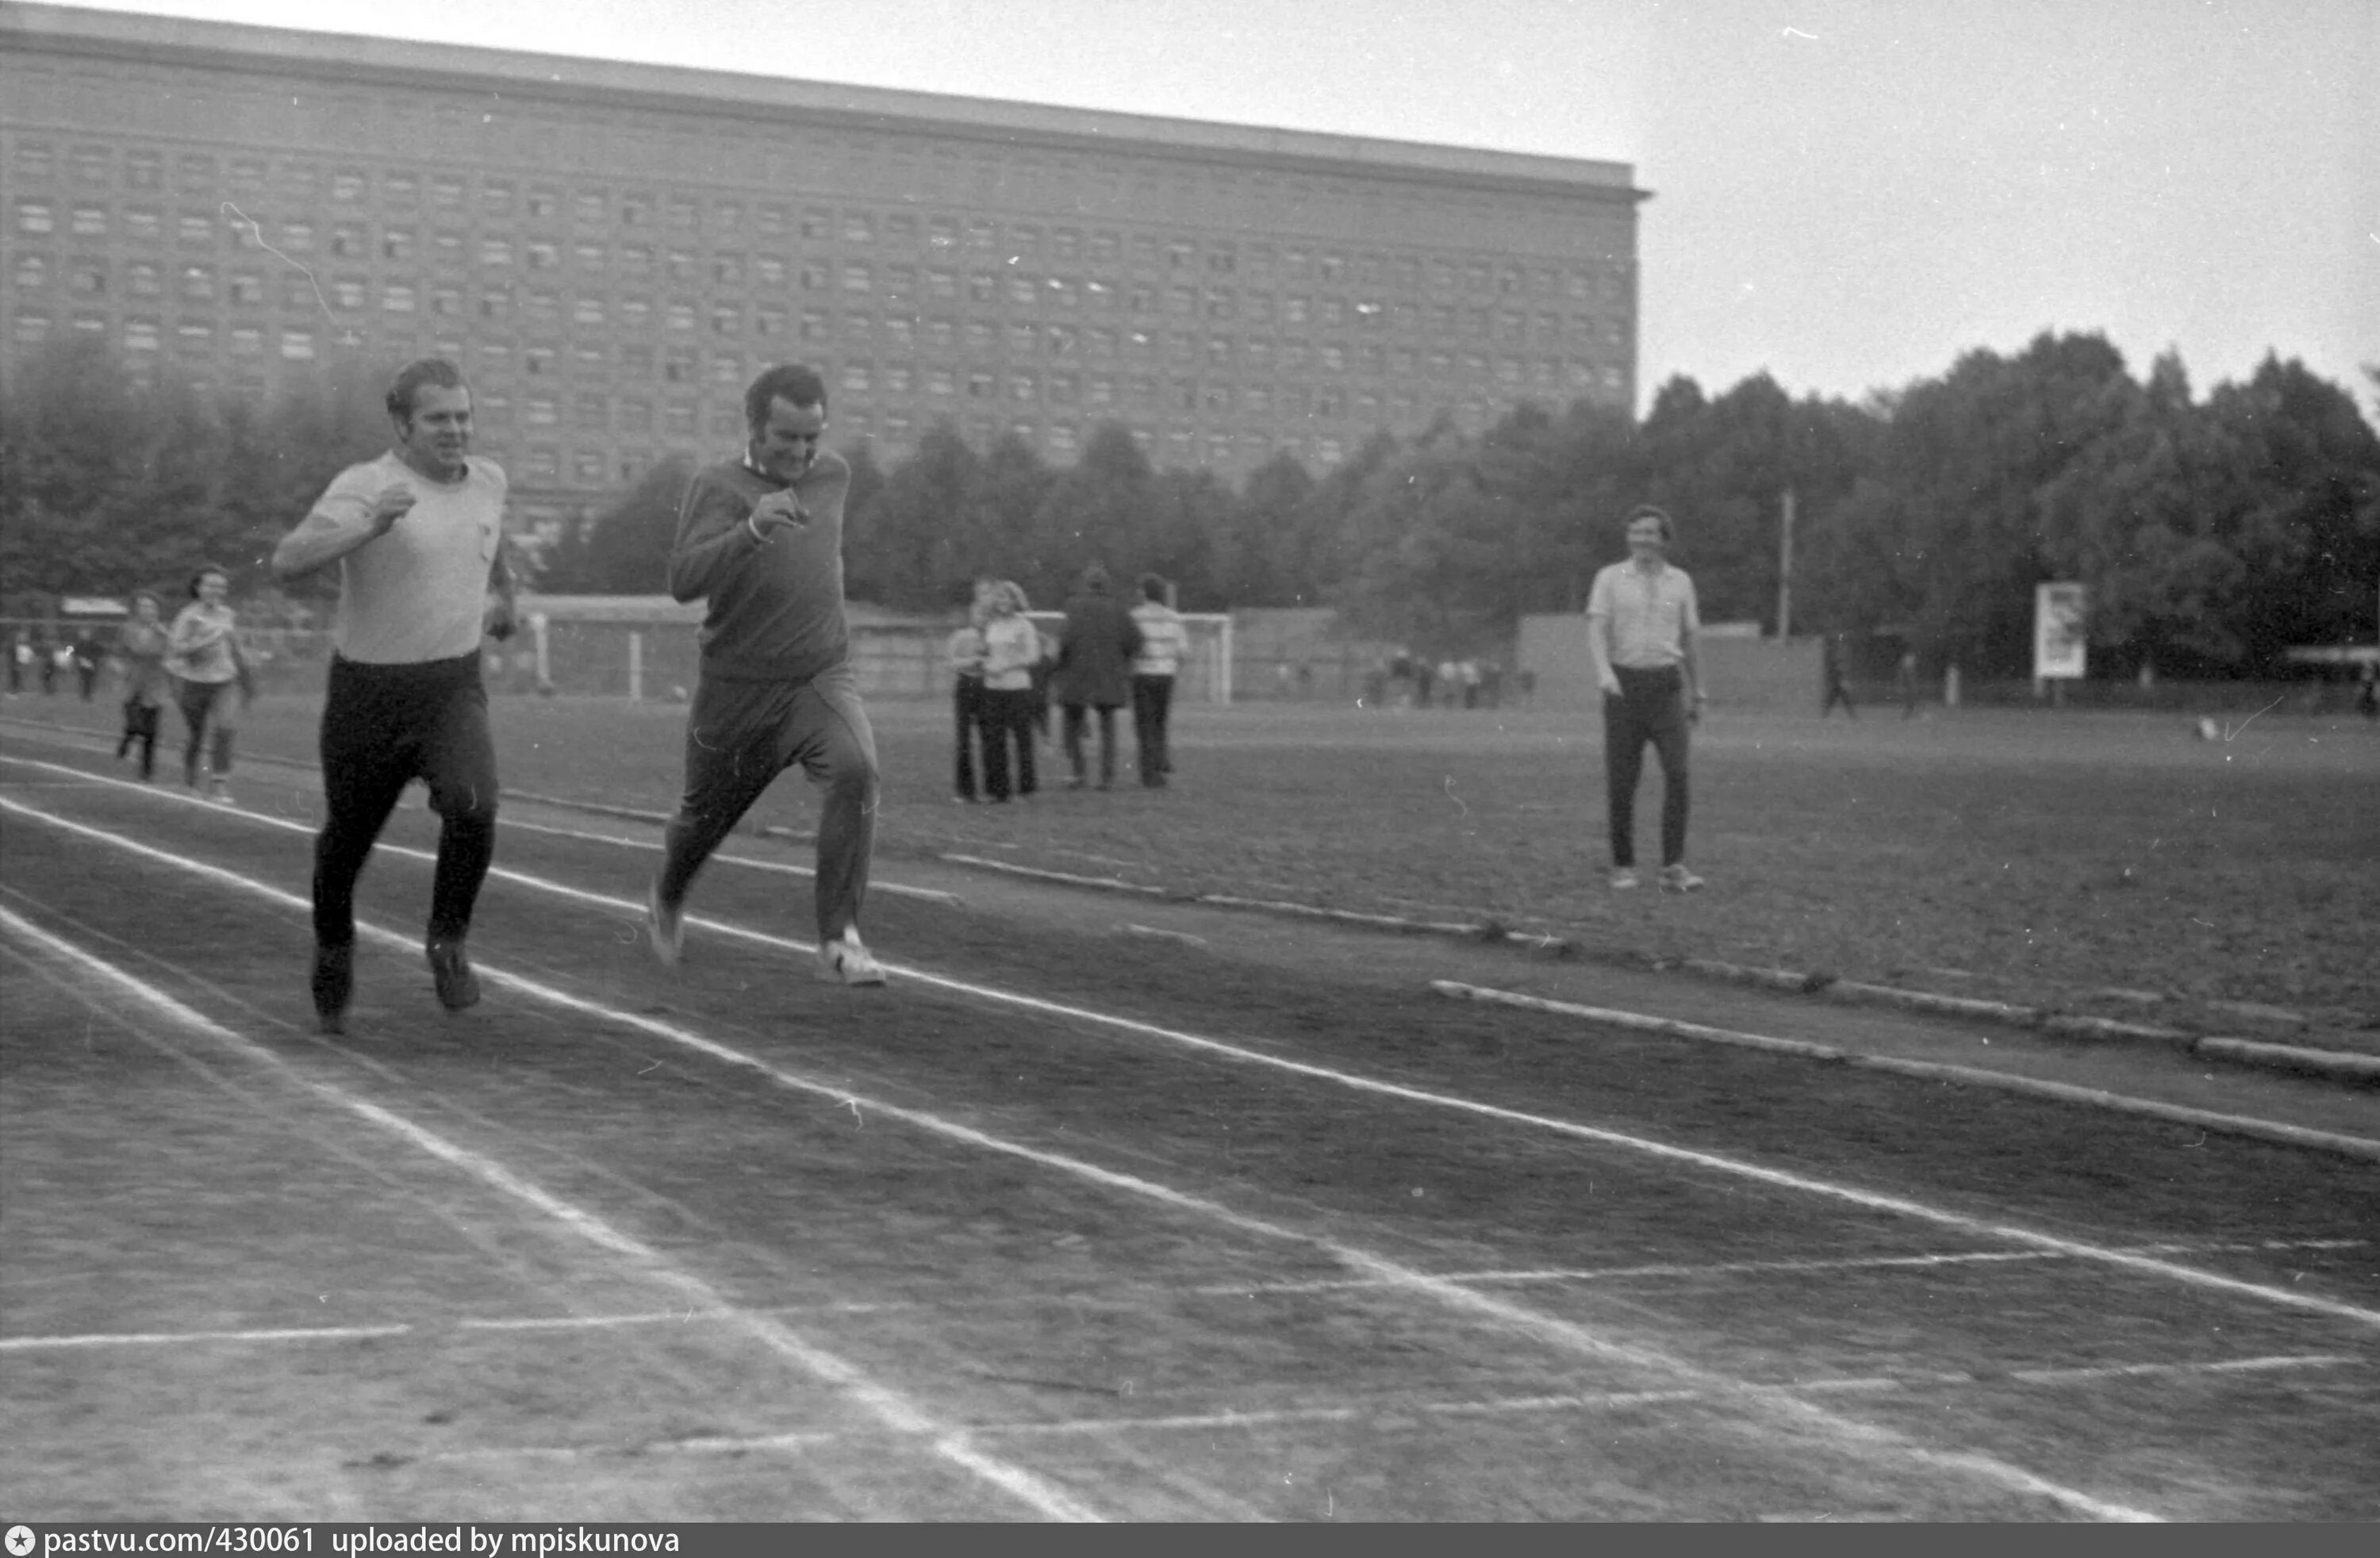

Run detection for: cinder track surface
[[3, 734, 2375, 1521]]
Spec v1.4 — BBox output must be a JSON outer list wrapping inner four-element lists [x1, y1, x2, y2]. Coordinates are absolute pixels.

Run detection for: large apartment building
[[1, 2, 1645, 543]]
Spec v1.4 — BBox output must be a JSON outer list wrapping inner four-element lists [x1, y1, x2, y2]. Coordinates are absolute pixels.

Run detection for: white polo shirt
[[1586, 559, 1699, 670], [295, 453, 507, 664]]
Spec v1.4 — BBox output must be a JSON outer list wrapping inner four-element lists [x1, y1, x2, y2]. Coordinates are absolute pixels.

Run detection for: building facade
[[2, 3, 1645, 545]]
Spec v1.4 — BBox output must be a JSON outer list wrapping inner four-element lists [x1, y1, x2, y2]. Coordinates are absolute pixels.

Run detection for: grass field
[[8, 688, 2376, 1028]]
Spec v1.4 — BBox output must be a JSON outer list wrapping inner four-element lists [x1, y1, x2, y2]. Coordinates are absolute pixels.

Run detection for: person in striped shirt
[[1128, 573, 1188, 789]]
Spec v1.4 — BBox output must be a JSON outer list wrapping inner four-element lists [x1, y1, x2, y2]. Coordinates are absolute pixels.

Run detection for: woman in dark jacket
[[1050, 563, 1142, 790]]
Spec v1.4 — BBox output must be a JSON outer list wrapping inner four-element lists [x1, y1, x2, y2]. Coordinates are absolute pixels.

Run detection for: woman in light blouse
[[165, 564, 244, 803]]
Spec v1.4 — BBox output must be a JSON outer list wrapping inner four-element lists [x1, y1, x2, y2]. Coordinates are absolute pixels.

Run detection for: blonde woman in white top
[[165, 563, 244, 802], [979, 581, 1042, 802]]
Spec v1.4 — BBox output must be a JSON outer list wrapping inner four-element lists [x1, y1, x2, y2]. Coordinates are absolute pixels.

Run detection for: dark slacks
[[1130, 673, 1175, 785], [175, 678, 237, 787], [1062, 703, 1119, 785], [117, 700, 160, 780], [657, 665, 877, 942], [980, 686, 1038, 800], [313, 652, 498, 948], [1603, 664, 1691, 869], [952, 675, 986, 799]]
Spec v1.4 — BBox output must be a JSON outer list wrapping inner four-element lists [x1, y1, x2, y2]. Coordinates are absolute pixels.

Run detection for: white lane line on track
[[1434, 980, 2380, 1160], [14, 1238, 2363, 1353], [0, 795, 2175, 1521], [0, 904, 1106, 1524], [6, 750, 2378, 1336]]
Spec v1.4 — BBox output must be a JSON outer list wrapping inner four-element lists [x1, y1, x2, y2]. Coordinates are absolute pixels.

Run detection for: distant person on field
[[646, 363, 886, 987], [1586, 504, 1706, 892], [114, 592, 170, 781], [946, 579, 992, 803], [2356, 660, 2378, 721], [37, 631, 61, 696], [6, 629, 29, 695], [166, 566, 245, 803], [273, 356, 520, 1034], [1129, 572, 1188, 788], [1896, 648, 1921, 719], [979, 580, 1041, 801], [1415, 657, 1437, 708], [71, 631, 102, 700], [1053, 562, 1142, 791], [1821, 634, 1857, 718]]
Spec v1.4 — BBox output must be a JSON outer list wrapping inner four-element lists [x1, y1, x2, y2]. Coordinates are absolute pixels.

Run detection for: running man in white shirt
[[272, 358, 517, 1032], [1585, 505, 1707, 892]]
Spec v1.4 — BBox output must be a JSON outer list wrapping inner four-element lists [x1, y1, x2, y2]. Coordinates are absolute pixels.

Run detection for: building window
[[527, 241, 559, 271], [481, 238, 512, 267], [330, 225, 364, 259], [383, 228, 416, 262], [71, 205, 106, 236], [383, 171, 419, 205], [281, 329, 315, 359], [13, 255, 49, 290], [843, 263, 873, 294], [179, 265, 213, 301], [575, 191, 608, 224], [14, 144, 54, 180], [710, 305, 741, 336], [177, 322, 214, 356], [230, 326, 263, 355], [332, 171, 365, 203], [332, 278, 365, 309], [429, 175, 465, 209], [125, 318, 163, 352]]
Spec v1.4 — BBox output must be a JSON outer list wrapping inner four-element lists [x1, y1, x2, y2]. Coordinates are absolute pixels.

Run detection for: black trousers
[[1062, 702, 1119, 785], [313, 653, 497, 949], [1603, 665, 1691, 869], [980, 686, 1038, 800], [175, 678, 236, 787], [1130, 674, 1174, 784], [952, 676, 986, 799], [117, 699, 160, 780]]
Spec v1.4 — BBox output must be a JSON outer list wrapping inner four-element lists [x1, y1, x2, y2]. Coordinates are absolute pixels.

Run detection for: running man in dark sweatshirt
[[646, 363, 886, 985]]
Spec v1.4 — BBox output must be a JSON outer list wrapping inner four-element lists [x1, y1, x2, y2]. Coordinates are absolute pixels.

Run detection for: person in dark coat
[[1051, 562, 1142, 790]]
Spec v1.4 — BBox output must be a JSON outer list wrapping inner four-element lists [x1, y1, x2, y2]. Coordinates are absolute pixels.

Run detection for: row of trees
[[7, 333, 2377, 676]]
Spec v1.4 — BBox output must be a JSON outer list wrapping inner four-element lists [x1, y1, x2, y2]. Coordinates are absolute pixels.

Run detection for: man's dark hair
[[187, 562, 228, 599], [1623, 504, 1676, 544], [1138, 572, 1168, 604], [386, 358, 466, 424], [745, 363, 830, 432]]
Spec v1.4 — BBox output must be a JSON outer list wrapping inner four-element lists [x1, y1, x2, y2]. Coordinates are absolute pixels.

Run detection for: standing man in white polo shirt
[[273, 358, 516, 1033], [1585, 504, 1707, 892]]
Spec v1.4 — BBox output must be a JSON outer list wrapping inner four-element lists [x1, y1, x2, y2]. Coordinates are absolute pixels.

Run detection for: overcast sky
[[62, 0, 2380, 413]]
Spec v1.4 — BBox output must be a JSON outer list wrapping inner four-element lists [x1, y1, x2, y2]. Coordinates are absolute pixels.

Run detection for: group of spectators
[[1364, 650, 1522, 711], [7, 570, 252, 799], [944, 565, 1188, 803]]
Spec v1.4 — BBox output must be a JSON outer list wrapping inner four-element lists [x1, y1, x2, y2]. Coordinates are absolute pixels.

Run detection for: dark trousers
[[313, 653, 498, 949], [117, 700, 160, 780], [657, 665, 877, 942], [980, 686, 1038, 800], [1603, 665, 1691, 869], [952, 676, 985, 799], [1130, 674, 1175, 785], [1821, 680, 1856, 717], [1063, 703, 1119, 785], [175, 679, 236, 787]]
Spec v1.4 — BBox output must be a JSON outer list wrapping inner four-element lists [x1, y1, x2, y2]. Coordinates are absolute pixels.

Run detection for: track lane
[[4, 751, 2380, 1522]]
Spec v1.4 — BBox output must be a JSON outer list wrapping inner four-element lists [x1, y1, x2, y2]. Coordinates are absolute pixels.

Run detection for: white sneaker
[[818, 928, 888, 986], [1609, 867, 1641, 890], [208, 778, 236, 806], [1660, 863, 1706, 892], [645, 879, 684, 968]]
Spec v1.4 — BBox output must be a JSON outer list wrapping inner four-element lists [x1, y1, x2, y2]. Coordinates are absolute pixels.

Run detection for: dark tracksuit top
[[658, 448, 878, 940]]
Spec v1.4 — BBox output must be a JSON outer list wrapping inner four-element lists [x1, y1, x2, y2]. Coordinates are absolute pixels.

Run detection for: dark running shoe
[[426, 937, 482, 1011], [312, 942, 353, 1035]]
